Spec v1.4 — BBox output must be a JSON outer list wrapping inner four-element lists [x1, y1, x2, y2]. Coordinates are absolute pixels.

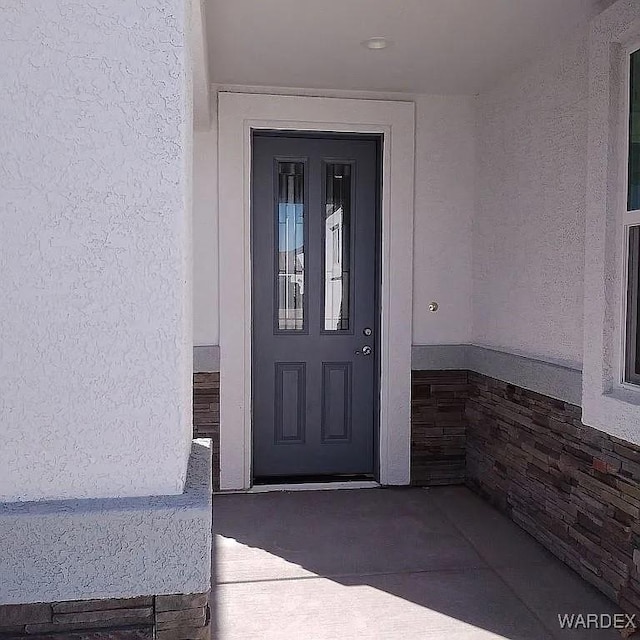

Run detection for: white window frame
[[582, 2, 640, 444], [217, 92, 415, 490], [621, 40, 640, 389]]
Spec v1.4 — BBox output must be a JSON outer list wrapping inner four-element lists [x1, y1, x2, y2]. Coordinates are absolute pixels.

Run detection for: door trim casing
[[218, 92, 415, 490]]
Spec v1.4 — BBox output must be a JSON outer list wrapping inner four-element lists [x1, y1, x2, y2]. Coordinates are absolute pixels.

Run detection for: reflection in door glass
[[324, 164, 351, 331], [277, 162, 305, 330]]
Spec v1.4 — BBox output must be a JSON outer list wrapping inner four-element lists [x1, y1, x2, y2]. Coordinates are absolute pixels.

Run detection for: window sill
[[604, 385, 640, 407]]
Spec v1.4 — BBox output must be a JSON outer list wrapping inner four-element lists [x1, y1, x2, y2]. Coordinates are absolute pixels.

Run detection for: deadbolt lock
[[363, 327, 372, 336]]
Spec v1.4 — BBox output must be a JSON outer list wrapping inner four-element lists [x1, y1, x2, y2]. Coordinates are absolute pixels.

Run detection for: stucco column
[[0, 0, 193, 501]]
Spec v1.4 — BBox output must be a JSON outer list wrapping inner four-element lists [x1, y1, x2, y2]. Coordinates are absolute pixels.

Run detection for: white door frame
[[218, 92, 415, 490]]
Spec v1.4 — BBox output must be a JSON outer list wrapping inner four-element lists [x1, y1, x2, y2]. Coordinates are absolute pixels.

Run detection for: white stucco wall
[[191, 0, 212, 130], [0, 0, 193, 501], [412, 96, 475, 345], [0, 442, 212, 605], [192, 89, 475, 349], [473, 31, 588, 368], [194, 127, 220, 345]]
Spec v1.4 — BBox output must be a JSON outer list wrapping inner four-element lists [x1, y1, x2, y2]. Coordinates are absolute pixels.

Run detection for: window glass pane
[[629, 49, 640, 211], [277, 162, 304, 331], [626, 226, 640, 383], [324, 163, 351, 331]]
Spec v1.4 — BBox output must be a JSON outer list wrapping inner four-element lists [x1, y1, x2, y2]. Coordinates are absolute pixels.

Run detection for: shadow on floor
[[211, 486, 622, 640]]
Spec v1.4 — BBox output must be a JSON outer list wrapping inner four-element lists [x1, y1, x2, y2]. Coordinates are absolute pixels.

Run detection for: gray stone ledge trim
[[467, 345, 582, 406], [0, 441, 212, 605], [412, 344, 582, 406], [193, 345, 220, 372], [411, 344, 468, 370], [201, 342, 582, 404]]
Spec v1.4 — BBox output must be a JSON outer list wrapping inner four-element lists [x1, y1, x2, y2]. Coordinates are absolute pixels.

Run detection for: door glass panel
[[277, 162, 305, 331], [324, 163, 351, 331], [629, 49, 640, 211]]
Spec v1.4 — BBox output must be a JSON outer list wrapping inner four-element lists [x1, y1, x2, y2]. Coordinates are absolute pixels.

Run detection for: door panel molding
[[274, 362, 306, 445], [218, 92, 415, 490], [321, 362, 353, 444]]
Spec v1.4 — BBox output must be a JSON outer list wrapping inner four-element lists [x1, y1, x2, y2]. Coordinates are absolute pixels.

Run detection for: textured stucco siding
[[0, 0, 193, 501], [0, 441, 212, 606], [413, 95, 475, 345], [473, 30, 588, 367], [193, 127, 219, 346]]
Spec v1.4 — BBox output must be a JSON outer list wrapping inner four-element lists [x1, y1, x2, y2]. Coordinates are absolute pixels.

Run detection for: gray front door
[[251, 132, 380, 480]]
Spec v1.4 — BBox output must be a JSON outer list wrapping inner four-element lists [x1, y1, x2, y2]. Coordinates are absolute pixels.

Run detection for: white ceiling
[[206, 0, 613, 95]]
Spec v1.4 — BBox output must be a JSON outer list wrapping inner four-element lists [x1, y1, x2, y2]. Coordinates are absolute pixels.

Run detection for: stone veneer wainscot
[[193, 373, 220, 492], [411, 371, 467, 486], [466, 371, 640, 617], [412, 368, 640, 617], [0, 591, 210, 639]]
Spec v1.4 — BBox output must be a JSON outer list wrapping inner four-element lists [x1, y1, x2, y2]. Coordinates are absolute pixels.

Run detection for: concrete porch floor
[[212, 486, 622, 639]]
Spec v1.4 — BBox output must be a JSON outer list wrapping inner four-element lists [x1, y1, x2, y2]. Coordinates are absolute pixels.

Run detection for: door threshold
[[217, 480, 380, 495]]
